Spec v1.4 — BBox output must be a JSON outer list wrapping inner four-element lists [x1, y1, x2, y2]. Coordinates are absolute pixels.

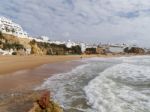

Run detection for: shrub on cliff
[[2, 42, 25, 51], [30, 39, 36, 45], [70, 45, 82, 54], [85, 48, 97, 54]]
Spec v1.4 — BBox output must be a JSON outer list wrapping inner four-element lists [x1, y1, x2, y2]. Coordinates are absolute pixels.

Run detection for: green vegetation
[[0, 33, 82, 55], [2, 43, 25, 50], [85, 48, 97, 54], [68, 45, 82, 54], [0, 32, 26, 51]]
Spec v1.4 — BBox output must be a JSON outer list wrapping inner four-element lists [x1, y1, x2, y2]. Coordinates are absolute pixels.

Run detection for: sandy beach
[[0, 55, 98, 92], [0, 55, 93, 111], [0, 54, 123, 92], [0, 54, 119, 112], [0, 55, 96, 75]]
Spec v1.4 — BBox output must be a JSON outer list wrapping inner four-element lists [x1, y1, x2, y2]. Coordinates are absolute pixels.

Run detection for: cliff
[[0, 32, 82, 55], [0, 33, 29, 55], [30, 40, 67, 55]]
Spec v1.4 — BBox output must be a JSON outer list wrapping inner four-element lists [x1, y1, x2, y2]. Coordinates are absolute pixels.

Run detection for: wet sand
[[0, 59, 84, 112], [0, 55, 94, 75], [0, 60, 84, 92]]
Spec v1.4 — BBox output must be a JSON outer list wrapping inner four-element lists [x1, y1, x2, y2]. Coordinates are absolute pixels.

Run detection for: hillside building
[[0, 16, 28, 38]]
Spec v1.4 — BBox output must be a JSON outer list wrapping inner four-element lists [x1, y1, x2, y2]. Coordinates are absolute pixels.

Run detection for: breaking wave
[[37, 56, 150, 112], [84, 63, 150, 112]]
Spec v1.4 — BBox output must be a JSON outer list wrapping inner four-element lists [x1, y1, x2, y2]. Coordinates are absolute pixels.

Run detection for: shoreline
[[0, 54, 145, 112], [0, 59, 85, 93], [0, 55, 96, 75], [0, 54, 141, 93], [0, 58, 85, 112], [0, 54, 140, 75], [0, 54, 139, 93]]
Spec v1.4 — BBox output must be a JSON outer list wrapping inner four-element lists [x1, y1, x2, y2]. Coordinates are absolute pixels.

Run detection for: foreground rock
[[29, 91, 63, 112]]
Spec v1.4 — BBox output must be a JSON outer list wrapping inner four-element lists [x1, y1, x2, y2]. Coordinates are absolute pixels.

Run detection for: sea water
[[37, 56, 150, 112]]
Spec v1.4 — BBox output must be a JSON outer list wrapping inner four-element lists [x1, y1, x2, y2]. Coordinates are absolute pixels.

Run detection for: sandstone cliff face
[[2, 34, 31, 49], [29, 40, 68, 55], [2, 34, 20, 44], [30, 44, 44, 55], [0, 33, 28, 55], [0, 33, 82, 55]]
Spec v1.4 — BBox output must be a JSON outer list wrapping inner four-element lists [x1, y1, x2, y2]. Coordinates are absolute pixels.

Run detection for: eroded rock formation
[[29, 91, 63, 112], [124, 47, 145, 54]]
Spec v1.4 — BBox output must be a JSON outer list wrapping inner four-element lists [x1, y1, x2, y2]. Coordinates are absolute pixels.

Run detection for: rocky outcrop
[[29, 91, 63, 112], [0, 33, 82, 55], [30, 40, 81, 55], [30, 43, 44, 55], [124, 47, 145, 54], [0, 33, 28, 55]]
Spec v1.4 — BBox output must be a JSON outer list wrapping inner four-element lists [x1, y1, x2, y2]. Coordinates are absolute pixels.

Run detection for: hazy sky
[[0, 0, 150, 47]]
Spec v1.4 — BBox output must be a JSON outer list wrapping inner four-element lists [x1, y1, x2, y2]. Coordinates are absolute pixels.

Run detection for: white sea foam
[[118, 55, 150, 65], [84, 63, 150, 112], [80, 57, 119, 63], [36, 63, 93, 110], [36, 56, 150, 112]]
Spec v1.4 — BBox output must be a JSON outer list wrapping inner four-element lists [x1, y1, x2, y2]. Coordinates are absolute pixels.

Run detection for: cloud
[[0, 0, 150, 47]]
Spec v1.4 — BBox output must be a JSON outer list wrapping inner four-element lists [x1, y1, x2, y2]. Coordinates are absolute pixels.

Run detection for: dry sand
[[0, 55, 92, 112], [0, 55, 95, 75], [0, 55, 98, 92]]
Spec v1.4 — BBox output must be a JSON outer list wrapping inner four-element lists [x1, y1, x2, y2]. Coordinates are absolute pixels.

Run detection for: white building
[[86, 44, 97, 49], [0, 16, 28, 37], [40, 36, 49, 42], [66, 40, 78, 48], [79, 42, 86, 53]]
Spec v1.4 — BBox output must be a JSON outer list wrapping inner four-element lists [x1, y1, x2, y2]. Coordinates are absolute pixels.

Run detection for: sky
[[0, 0, 150, 47]]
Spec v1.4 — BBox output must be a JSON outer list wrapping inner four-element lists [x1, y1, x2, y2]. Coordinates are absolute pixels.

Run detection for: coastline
[[0, 54, 136, 112], [0, 56, 87, 112], [0, 54, 133, 93], [0, 55, 96, 75], [0, 60, 84, 93]]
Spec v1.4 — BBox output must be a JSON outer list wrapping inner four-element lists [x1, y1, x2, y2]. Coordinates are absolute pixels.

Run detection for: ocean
[[37, 56, 150, 112]]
